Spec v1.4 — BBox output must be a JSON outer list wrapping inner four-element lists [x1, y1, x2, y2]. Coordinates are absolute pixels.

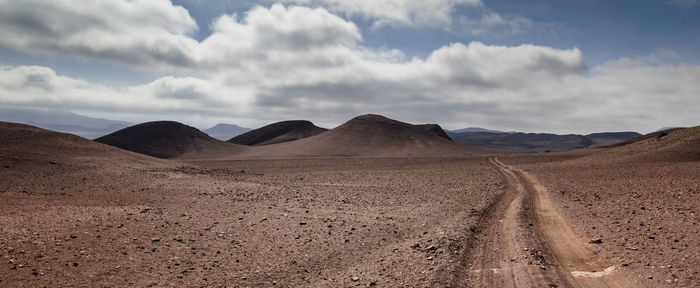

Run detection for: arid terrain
[[1, 119, 698, 287]]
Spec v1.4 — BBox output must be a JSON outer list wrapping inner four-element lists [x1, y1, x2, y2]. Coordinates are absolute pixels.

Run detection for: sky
[[0, 0, 698, 134]]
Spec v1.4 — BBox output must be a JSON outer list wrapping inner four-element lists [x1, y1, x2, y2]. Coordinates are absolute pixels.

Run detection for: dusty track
[[464, 157, 633, 287]]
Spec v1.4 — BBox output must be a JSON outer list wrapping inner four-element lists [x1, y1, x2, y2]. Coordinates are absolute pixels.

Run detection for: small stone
[[351, 276, 360, 282], [151, 238, 160, 242], [427, 256, 433, 260], [589, 238, 603, 244], [299, 222, 307, 225]]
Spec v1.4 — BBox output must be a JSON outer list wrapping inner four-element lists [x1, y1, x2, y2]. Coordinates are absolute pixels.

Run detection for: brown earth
[[1, 122, 503, 286], [500, 126, 699, 287], [1, 121, 697, 287]]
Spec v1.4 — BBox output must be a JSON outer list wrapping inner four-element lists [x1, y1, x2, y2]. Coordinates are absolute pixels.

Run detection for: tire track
[[465, 157, 632, 288]]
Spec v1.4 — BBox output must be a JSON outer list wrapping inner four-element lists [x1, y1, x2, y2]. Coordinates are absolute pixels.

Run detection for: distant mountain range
[[0, 107, 130, 139], [448, 127, 509, 134], [446, 129, 641, 153], [202, 123, 251, 141]]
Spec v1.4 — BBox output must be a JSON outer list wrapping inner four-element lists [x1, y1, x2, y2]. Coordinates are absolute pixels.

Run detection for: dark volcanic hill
[[417, 124, 452, 141], [203, 123, 251, 141], [228, 120, 327, 146], [209, 114, 482, 159], [95, 121, 233, 159]]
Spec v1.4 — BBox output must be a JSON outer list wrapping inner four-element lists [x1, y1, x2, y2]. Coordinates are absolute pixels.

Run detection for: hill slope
[[592, 126, 699, 162], [215, 114, 482, 158], [96, 121, 238, 159], [417, 124, 452, 141], [228, 120, 327, 146], [0, 121, 168, 169]]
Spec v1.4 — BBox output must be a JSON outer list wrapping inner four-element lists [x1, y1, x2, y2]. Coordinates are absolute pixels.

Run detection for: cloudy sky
[[0, 0, 698, 133]]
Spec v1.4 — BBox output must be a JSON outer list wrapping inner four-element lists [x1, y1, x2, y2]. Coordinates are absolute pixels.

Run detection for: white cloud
[[0, 66, 254, 124], [0, 0, 200, 66], [273, 0, 482, 28], [0, 2, 697, 133]]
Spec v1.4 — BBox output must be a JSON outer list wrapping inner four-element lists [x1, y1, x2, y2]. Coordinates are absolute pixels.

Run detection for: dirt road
[[463, 157, 633, 287]]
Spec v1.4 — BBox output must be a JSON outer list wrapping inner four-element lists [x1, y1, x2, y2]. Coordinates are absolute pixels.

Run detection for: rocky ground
[[502, 150, 699, 287], [1, 156, 503, 287], [2, 122, 697, 287]]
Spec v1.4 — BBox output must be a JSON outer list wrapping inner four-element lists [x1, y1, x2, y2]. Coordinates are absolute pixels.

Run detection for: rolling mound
[[228, 120, 327, 146], [591, 126, 699, 162], [0, 121, 167, 167], [209, 114, 482, 159], [96, 121, 237, 159]]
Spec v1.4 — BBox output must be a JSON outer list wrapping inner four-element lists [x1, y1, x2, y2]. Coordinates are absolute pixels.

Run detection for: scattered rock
[[151, 238, 160, 242], [351, 276, 360, 282], [589, 238, 603, 244]]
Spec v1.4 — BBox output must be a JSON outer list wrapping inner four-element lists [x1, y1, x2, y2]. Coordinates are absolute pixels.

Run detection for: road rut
[[462, 157, 632, 288]]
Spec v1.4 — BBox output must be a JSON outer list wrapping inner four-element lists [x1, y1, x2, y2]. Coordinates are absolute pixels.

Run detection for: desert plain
[[0, 116, 698, 287]]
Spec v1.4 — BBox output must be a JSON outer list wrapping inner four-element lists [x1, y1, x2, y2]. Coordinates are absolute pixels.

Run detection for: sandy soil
[[501, 148, 699, 286], [1, 155, 503, 287], [2, 122, 697, 287]]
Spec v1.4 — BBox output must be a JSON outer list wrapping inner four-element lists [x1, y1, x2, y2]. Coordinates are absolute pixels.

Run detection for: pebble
[[351, 276, 360, 282]]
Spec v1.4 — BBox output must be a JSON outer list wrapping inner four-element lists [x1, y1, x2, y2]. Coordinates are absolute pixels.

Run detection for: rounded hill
[[95, 121, 230, 159], [227, 114, 483, 158]]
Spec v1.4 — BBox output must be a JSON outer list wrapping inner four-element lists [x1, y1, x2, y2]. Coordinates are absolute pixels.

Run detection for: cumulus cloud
[[0, 0, 200, 66], [273, 0, 482, 28], [0, 2, 697, 133], [0, 66, 253, 124]]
